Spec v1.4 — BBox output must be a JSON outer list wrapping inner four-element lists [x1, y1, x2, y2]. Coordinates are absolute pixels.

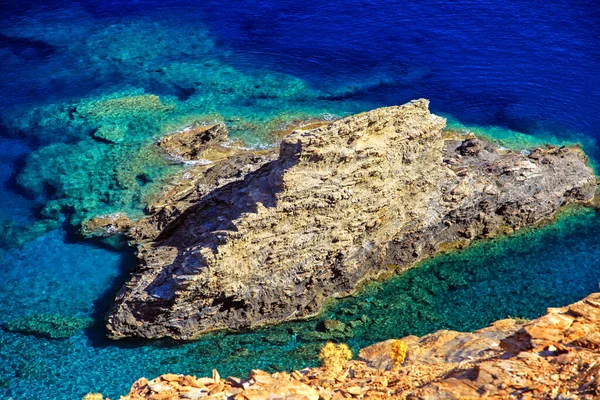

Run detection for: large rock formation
[[107, 99, 596, 340], [118, 292, 600, 399]]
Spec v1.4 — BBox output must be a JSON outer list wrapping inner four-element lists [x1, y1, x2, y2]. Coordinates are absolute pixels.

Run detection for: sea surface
[[0, 1, 599, 398]]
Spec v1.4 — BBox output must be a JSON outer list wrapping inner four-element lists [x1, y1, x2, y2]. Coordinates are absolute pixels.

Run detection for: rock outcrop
[[107, 99, 596, 340], [82, 125, 278, 241], [118, 292, 600, 399], [156, 123, 229, 161]]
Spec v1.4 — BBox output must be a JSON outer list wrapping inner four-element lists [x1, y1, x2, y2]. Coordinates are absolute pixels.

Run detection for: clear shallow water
[[1, 209, 599, 399], [0, 1, 599, 399]]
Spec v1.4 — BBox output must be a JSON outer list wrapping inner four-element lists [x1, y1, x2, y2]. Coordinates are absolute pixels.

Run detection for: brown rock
[[107, 100, 597, 340], [81, 213, 132, 238], [157, 123, 228, 160], [358, 339, 397, 370]]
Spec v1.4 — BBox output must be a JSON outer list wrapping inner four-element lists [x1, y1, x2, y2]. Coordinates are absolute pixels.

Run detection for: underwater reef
[[8, 88, 343, 233], [99, 99, 596, 340], [0, 11, 375, 245], [118, 292, 600, 399]]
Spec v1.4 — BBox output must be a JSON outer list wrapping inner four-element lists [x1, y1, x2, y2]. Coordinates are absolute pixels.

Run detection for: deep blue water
[[0, 1, 599, 398]]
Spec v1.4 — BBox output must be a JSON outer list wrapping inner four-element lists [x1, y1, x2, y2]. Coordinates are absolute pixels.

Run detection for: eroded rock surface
[[82, 124, 278, 241], [121, 370, 319, 400], [107, 99, 596, 340], [156, 123, 228, 161], [118, 292, 600, 399]]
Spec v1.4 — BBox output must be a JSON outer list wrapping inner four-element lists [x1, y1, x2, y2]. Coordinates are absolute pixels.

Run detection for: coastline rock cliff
[[106, 99, 596, 340], [118, 292, 600, 399]]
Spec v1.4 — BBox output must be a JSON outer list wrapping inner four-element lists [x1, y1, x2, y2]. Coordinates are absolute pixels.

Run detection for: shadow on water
[[3, 154, 47, 205], [81, 233, 141, 349], [69, 224, 211, 350], [0, 33, 56, 60], [55, 221, 143, 349]]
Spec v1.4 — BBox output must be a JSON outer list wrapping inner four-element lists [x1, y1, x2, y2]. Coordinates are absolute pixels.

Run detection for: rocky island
[[95, 99, 596, 340]]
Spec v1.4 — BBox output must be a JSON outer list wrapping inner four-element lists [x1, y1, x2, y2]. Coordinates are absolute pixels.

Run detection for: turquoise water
[[1, 209, 599, 399], [0, 1, 599, 399]]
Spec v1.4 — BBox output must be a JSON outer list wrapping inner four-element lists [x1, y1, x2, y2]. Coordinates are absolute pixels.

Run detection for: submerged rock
[[317, 319, 347, 333], [92, 125, 127, 143], [81, 213, 132, 238], [3, 314, 93, 339], [107, 99, 596, 340]]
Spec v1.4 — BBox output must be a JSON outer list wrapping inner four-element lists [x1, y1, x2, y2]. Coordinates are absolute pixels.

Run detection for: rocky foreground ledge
[[101, 99, 596, 340], [109, 292, 600, 399]]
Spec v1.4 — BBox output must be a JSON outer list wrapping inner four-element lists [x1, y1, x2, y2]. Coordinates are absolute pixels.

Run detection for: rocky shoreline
[[86, 99, 596, 340], [94, 291, 600, 399]]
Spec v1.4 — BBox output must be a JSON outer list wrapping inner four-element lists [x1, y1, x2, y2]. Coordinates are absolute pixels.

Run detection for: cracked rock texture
[[107, 99, 596, 340], [156, 123, 229, 161]]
